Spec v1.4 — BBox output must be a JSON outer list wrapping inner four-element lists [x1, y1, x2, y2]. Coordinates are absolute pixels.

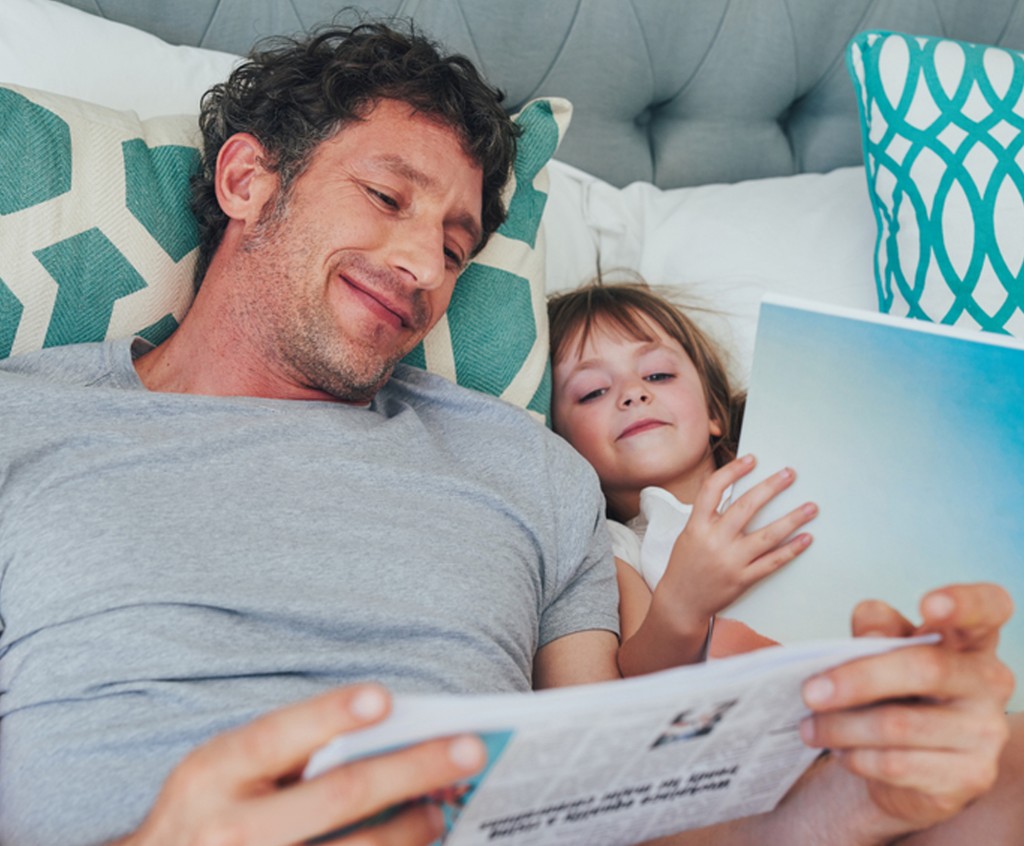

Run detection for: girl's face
[[552, 313, 721, 518]]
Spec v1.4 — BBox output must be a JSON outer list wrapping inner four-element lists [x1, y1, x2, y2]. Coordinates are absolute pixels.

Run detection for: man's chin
[[323, 366, 394, 403]]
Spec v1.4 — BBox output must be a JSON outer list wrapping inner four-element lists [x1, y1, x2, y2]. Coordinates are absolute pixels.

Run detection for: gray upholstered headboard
[[56, 0, 1024, 188]]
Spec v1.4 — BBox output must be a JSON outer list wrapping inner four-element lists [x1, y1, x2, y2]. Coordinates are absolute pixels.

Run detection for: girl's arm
[[616, 557, 712, 677], [617, 456, 813, 677]]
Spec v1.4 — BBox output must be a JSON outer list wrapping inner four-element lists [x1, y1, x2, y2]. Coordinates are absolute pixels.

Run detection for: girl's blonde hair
[[548, 276, 745, 468]]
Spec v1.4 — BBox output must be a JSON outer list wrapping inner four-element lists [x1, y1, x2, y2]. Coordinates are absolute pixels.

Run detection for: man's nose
[[388, 221, 448, 291]]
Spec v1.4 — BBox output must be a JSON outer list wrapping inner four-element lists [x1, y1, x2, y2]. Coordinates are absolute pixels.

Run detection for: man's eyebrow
[[373, 154, 483, 251], [374, 153, 433, 188]]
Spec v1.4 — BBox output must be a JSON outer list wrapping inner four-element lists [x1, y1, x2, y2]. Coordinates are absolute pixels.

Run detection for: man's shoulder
[[384, 363, 594, 472], [385, 363, 539, 425], [0, 338, 143, 388]]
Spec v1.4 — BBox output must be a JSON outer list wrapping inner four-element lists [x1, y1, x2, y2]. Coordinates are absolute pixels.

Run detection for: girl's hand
[[654, 454, 817, 637]]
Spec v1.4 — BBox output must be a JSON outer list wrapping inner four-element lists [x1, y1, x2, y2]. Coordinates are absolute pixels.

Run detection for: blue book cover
[[727, 295, 1024, 711]]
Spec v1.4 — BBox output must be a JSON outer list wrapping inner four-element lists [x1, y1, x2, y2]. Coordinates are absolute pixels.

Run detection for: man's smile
[[341, 273, 415, 331]]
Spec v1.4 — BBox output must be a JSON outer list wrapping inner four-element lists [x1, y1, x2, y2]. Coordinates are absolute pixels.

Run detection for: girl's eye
[[645, 372, 674, 383], [579, 388, 606, 403]]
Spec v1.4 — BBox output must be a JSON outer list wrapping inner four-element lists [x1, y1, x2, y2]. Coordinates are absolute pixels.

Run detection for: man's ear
[[214, 133, 277, 225]]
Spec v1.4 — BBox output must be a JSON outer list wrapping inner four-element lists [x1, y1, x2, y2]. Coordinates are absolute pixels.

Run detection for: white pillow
[[0, 0, 239, 116], [543, 165, 878, 386]]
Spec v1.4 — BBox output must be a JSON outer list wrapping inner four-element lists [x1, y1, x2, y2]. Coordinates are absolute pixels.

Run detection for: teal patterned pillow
[[402, 97, 570, 421], [847, 31, 1024, 336], [0, 84, 569, 419], [0, 85, 200, 356]]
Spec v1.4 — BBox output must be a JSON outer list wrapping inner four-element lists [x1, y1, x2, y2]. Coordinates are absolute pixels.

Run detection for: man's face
[[236, 99, 484, 402]]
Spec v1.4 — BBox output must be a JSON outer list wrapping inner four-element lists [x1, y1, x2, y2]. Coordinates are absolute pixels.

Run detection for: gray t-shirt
[[0, 338, 618, 845]]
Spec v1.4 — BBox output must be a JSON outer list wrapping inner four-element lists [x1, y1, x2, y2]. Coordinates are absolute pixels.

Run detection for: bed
[[4, 0, 1024, 408], [2, 1, 1024, 841]]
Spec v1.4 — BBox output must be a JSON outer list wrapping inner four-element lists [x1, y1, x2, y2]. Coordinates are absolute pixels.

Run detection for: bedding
[[3, 0, 1024, 390]]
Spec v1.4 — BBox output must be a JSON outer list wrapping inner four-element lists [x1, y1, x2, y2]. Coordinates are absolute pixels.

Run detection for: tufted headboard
[[53, 0, 1024, 189]]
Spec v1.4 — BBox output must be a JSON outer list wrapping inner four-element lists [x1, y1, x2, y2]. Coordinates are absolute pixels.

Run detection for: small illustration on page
[[651, 699, 737, 749]]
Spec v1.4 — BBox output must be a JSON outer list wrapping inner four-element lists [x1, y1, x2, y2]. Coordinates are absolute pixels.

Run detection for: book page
[[726, 294, 1024, 711], [305, 637, 930, 845]]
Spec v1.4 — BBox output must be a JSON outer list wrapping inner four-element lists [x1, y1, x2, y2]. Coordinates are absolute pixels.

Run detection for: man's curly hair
[[190, 20, 520, 286]]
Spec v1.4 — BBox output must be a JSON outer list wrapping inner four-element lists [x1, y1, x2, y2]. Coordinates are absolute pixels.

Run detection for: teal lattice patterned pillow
[[0, 84, 569, 420], [847, 32, 1024, 336]]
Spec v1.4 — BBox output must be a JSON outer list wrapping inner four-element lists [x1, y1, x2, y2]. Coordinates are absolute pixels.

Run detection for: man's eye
[[370, 188, 399, 209], [645, 372, 674, 383], [444, 247, 466, 270], [579, 388, 606, 403]]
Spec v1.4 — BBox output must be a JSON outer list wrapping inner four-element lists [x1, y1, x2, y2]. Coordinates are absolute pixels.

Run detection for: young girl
[[548, 278, 1024, 842], [548, 277, 818, 677]]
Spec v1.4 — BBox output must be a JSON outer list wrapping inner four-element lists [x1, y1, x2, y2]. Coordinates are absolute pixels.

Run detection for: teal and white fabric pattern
[[0, 84, 569, 419], [0, 85, 200, 357], [847, 31, 1024, 336], [402, 98, 570, 421]]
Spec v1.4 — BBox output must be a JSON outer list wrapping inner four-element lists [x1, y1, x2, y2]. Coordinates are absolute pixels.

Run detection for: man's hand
[[798, 583, 1015, 836], [117, 684, 487, 846]]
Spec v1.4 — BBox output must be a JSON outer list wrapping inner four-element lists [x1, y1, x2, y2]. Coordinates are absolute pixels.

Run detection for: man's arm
[[114, 685, 487, 846]]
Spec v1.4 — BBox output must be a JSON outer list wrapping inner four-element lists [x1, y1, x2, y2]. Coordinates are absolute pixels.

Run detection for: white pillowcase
[[0, 0, 239, 116], [542, 163, 878, 386]]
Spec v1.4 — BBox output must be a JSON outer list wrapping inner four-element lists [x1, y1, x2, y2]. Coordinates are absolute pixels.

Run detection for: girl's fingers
[[717, 465, 798, 533], [742, 501, 818, 558], [743, 532, 813, 585], [692, 454, 757, 516]]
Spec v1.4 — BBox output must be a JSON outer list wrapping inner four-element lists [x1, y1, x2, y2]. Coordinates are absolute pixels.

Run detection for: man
[[0, 20, 1017, 846]]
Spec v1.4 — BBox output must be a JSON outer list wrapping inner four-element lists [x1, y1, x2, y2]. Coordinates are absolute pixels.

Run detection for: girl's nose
[[619, 383, 650, 408]]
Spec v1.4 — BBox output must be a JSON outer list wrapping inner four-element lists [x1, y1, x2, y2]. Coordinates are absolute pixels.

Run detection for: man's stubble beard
[[239, 197, 416, 404]]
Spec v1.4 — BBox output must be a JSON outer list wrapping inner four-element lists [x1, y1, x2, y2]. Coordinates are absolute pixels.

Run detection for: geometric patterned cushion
[[402, 97, 571, 422], [0, 83, 569, 420], [847, 31, 1024, 336], [0, 85, 201, 357]]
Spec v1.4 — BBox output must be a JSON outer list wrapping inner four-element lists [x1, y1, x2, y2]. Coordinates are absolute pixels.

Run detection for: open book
[[304, 636, 927, 845], [727, 295, 1024, 711]]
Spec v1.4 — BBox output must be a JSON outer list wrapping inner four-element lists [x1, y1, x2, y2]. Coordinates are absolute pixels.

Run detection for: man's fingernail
[[924, 593, 955, 619], [349, 686, 388, 720], [448, 735, 486, 770], [803, 676, 835, 706]]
